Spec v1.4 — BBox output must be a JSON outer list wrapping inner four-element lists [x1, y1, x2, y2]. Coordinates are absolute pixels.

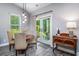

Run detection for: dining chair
[[30, 35, 37, 49], [15, 33, 28, 56], [22, 30, 37, 48], [26, 34, 37, 49], [7, 31, 15, 51]]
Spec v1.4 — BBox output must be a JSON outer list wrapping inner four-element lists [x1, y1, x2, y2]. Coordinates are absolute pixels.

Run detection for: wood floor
[[0, 42, 72, 56]]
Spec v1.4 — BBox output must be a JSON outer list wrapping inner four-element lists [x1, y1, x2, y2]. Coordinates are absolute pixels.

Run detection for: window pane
[[11, 26, 19, 29], [10, 15, 20, 34], [10, 15, 19, 25]]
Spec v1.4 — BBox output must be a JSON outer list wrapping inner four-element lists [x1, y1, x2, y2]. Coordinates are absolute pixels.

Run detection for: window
[[10, 15, 20, 34]]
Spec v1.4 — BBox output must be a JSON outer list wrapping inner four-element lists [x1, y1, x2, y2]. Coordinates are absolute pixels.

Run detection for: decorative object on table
[[66, 22, 77, 37], [56, 28, 60, 35]]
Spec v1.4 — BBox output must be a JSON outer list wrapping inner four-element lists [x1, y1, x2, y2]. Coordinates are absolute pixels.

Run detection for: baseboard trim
[[0, 43, 9, 47]]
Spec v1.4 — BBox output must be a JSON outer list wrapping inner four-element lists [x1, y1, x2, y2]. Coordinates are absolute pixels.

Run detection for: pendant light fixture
[[22, 3, 27, 23], [22, 3, 25, 17]]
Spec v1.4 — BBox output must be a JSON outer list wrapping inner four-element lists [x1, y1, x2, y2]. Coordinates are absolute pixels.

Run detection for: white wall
[[0, 3, 29, 45], [30, 3, 79, 51]]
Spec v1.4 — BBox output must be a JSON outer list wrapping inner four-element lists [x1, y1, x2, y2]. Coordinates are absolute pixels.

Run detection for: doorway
[[36, 13, 52, 46]]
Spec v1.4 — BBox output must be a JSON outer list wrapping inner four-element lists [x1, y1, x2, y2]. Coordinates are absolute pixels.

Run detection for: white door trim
[[36, 12, 53, 47]]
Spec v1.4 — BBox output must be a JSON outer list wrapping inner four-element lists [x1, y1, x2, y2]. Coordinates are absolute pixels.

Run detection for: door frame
[[36, 13, 53, 47]]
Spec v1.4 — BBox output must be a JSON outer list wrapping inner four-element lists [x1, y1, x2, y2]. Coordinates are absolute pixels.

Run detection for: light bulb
[[24, 15, 27, 18], [24, 19, 27, 21], [22, 21, 25, 23], [22, 13, 25, 16]]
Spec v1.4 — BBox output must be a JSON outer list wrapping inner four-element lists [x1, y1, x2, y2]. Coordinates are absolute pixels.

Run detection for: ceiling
[[14, 3, 51, 14]]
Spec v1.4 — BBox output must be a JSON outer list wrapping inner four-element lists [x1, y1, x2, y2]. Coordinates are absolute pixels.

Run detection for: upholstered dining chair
[[7, 31, 15, 51], [28, 35, 37, 44], [30, 35, 37, 49], [27, 34, 37, 47], [22, 29, 37, 49], [15, 33, 28, 56]]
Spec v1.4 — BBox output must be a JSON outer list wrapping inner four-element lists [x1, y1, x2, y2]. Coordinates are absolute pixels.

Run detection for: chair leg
[[36, 43, 37, 49], [53, 43, 54, 52], [13, 44, 14, 48], [9, 45, 11, 51], [25, 50, 26, 56], [53, 48, 54, 52], [53, 44, 58, 53], [74, 48, 77, 56], [16, 50, 17, 56], [56, 44, 58, 49]]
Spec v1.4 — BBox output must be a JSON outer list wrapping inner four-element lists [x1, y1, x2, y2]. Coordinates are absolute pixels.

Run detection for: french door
[[36, 13, 52, 46]]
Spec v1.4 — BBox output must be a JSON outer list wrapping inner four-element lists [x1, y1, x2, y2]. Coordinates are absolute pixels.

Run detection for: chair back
[[7, 31, 13, 43], [15, 33, 27, 49]]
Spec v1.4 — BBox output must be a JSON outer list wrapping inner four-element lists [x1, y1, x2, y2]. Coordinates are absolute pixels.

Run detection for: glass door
[[36, 16, 51, 45]]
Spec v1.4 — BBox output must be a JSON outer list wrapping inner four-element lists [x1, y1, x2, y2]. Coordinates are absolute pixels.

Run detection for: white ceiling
[[14, 3, 51, 14]]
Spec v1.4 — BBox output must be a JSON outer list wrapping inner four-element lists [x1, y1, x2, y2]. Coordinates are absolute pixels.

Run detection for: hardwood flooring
[[0, 42, 72, 56]]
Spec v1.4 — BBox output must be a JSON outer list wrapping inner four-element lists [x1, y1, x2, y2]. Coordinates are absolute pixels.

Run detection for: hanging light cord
[[23, 3, 25, 13], [22, 3, 27, 23]]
